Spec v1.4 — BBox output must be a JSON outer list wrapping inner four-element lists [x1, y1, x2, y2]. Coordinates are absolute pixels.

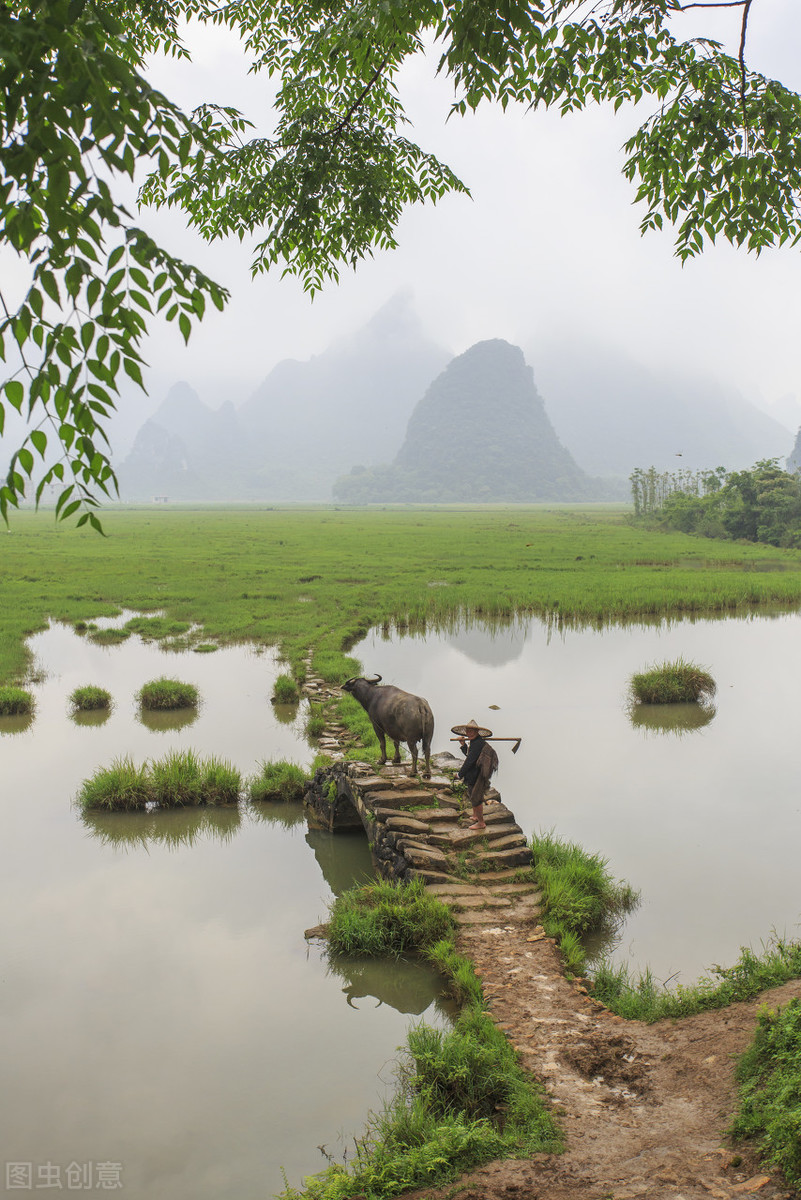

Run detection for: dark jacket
[[458, 736, 486, 790]]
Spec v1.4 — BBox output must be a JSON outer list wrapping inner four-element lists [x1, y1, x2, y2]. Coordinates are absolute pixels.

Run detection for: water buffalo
[[341, 674, 434, 779]]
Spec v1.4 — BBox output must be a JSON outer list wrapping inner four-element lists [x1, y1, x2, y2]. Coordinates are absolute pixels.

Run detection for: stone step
[[405, 808, 460, 823], [451, 823, 523, 848], [479, 867, 537, 883], [453, 908, 516, 926], [403, 845, 450, 870], [474, 846, 533, 870], [369, 789, 439, 808], [439, 894, 514, 910], [384, 815, 430, 834], [405, 867, 459, 886]]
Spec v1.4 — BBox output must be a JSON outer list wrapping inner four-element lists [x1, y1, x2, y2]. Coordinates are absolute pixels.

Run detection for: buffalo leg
[[407, 741, 419, 777], [372, 722, 388, 765], [421, 733, 432, 780], [391, 739, 402, 765]]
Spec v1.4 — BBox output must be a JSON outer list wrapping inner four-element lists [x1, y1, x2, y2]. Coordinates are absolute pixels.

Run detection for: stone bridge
[[303, 755, 542, 927]]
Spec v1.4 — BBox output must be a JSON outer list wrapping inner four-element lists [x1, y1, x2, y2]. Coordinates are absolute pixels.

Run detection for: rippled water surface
[[0, 620, 449, 1199], [352, 609, 801, 985]]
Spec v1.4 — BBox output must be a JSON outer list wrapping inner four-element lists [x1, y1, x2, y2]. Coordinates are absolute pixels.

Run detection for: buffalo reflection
[[325, 952, 454, 1019]]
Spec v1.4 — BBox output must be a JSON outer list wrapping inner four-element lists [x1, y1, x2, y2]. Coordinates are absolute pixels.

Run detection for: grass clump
[[531, 830, 639, 976], [327, 878, 456, 959], [77, 752, 240, 811], [592, 936, 801, 1022], [138, 677, 198, 711], [124, 616, 191, 640], [272, 672, 300, 704], [730, 997, 801, 1189], [629, 656, 716, 704], [286, 880, 561, 1200], [88, 627, 131, 645], [198, 756, 241, 805], [77, 756, 152, 812], [0, 685, 34, 715], [248, 760, 307, 803], [69, 685, 112, 711]]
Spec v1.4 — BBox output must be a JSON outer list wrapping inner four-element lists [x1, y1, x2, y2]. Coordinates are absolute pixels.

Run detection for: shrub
[[306, 713, 326, 739], [124, 616, 191, 640], [629, 657, 716, 704], [0, 685, 34, 716], [248, 760, 307, 802], [77, 757, 152, 812], [138, 677, 198, 711], [70, 685, 112, 712], [272, 673, 300, 704]]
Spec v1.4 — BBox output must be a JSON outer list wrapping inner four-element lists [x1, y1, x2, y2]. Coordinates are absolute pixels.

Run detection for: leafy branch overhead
[[2, 0, 800, 524]]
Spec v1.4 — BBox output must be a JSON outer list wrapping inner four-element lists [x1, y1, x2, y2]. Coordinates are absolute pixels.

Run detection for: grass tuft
[[248, 760, 307, 803], [0, 685, 34, 715], [272, 673, 300, 704], [78, 756, 152, 812], [531, 830, 639, 975], [69, 685, 112, 711], [592, 936, 801, 1022], [327, 878, 456, 959], [730, 996, 801, 1189], [138, 677, 198, 711], [630, 656, 716, 704]]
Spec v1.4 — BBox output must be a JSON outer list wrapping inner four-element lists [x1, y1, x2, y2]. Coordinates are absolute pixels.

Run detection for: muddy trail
[[401, 917, 801, 1200]]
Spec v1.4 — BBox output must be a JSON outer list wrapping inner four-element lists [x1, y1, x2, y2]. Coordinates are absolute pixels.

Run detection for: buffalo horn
[[366, 673, 382, 684]]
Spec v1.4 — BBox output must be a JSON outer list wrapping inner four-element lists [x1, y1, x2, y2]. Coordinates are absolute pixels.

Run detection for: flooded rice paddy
[[352, 608, 801, 985], [0, 619, 449, 1199], [4, 607, 801, 1197]]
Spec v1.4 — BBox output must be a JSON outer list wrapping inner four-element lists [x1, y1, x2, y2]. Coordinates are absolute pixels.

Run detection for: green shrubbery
[[283, 880, 561, 1200], [592, 937, 801, 1023], [137, 678, 199, 711], [69, 685, 112, 711], [248, 760, 307, 803], [77, 752, 241, 811], [0, 685, 34, 715], [530, 830, 639, 976], [272, 673, 300, 704], [731, 997, 801, 1189], [629, 657, 716, 705]]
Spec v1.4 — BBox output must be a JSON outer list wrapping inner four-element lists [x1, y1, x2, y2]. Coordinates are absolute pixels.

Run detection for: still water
[[352, 609, 801, 986], [0, 621, 449, 1199]]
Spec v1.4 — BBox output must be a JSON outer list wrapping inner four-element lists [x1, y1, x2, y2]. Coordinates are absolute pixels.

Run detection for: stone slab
[[384, 816, 430, 834], [476, 846, 532, 869], [367, 790, 438, 808], [403, 845, 449, 869]]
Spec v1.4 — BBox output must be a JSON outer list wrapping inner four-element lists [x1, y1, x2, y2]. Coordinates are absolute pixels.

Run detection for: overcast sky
[[6, 1, 801, 459]]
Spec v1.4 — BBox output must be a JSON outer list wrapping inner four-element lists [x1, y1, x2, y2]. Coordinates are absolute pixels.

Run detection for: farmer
[[453, 719, 497, 831]]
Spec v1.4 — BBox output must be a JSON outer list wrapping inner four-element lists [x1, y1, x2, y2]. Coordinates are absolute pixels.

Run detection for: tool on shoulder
[[449, 736, 522, 754]]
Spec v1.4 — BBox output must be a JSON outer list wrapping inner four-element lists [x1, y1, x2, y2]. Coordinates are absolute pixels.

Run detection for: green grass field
[[3, 504, 801, 684]]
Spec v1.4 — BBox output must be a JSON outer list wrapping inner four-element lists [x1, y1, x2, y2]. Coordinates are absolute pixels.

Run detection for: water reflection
[[0, 712, 35, 736], [628, 701, 716, 735], [136, 706, 199, 733], [70, 708, 112, 729], [326, 953, 453, 1017], [247, 799, 307, 828], [306, 827, 376, 897], [81, 806, 242, 850], [273, 700, 301, 725]]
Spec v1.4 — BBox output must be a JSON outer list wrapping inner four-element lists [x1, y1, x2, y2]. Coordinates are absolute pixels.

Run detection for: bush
[[629, 657, 716, 704], [327, 878, 456, 959], [530, 830, 639, 976], [248, 760, 307, 802], [77, 757, 152, 812], [88, 627, 130, 645], [138, 677, 198, 711], [69, 685, 112, 712], [198, 756, 241, 805], [0, 685, 34, 716], [150, 750, 205, 807], [272, 673, 300, 704], [731, 997, 801, 1188]]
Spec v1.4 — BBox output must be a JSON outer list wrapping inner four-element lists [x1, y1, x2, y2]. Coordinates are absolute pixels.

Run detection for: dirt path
[[401, 916, 801, 1200]]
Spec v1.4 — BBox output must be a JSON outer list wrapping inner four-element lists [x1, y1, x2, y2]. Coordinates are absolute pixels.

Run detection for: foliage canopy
[[3, 0, 801, 522]]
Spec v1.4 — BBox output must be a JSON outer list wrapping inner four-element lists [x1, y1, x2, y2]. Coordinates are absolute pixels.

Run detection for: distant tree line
[[630, 461, 801, 548]]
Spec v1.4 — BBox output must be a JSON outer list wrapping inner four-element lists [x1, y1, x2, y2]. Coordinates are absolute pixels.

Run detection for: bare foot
[[468, 822, 486, 830]]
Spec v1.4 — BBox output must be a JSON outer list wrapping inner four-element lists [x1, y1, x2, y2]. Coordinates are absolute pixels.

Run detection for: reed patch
[[629, 657, 716, 704], [77, 752, 241, 812], [69, 685, 112, 712], [248, 760, 307, 803]]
